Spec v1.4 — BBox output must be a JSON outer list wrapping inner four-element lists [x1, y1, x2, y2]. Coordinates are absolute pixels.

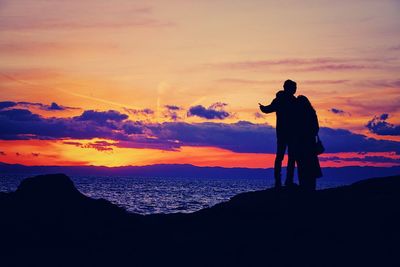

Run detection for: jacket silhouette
[[259, 81, 297, 188], [295, 95, 322, 191]]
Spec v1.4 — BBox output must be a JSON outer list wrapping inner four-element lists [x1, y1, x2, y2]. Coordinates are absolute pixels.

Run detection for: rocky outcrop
[[0, 173, 399, 267]]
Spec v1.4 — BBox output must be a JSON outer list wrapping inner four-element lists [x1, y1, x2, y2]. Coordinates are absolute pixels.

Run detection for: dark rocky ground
[[1, 173, 399, 267]]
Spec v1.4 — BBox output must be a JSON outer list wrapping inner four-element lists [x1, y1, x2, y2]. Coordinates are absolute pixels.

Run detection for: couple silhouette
[[259, 80, 322, 191]]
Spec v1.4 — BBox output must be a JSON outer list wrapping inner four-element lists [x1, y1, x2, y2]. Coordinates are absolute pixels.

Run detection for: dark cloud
[[0, 108, 128, 140], [0, 101, 17, 110], [146, 121, 276, 153], [164, 105, 181, 111], [319, 127, 400, 154], [47, 102, 64, 111], [63, 140, 114, 152], [124, 108, 154, 117], [163, 105, 183, 121], [0, 151, 6, 156], [122, 121, 145, 134], [63, 141, 83, 146], [187, 103, 231, 120], [75, 110, 128, 122], [329, 108, 349, 116], [83, 141, 114, 152], [320, 156, 400, 164], [0, 109, 41, 121], [74, 110, 129, 129], [0, 101, 78, 111], [31, 153, 39, 157], [366, 114, 400, 136], [1, 108, 399, 155]]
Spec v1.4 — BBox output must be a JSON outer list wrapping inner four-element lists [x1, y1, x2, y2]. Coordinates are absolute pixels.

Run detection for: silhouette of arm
[[259, 98, 278, 114]]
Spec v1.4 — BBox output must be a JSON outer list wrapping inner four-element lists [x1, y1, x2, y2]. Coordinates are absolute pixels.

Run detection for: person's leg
[[274, 139, 286, 188], [285, 144, 295, 186]]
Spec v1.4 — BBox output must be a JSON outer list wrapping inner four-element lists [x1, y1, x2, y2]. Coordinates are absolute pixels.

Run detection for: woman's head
[[297, 95, 315, 112]]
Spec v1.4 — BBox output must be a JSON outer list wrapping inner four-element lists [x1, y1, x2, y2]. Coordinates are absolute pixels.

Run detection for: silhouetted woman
[[295, 96, 322, 191]]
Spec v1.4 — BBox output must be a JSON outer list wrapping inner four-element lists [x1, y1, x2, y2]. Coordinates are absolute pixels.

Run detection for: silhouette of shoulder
[[260, 90, 285, 114]]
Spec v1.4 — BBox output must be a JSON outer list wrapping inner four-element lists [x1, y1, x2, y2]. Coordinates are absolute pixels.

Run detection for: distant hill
[[1, 162, 400, 182]]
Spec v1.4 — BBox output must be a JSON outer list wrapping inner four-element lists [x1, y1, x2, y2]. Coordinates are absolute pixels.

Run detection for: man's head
[[283, 79, 297, 95]]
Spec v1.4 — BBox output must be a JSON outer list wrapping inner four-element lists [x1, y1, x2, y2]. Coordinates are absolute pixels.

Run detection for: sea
[[0, 174, 366, 214]]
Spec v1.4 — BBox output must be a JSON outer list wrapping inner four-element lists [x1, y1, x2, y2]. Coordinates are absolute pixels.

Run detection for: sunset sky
[[0, 0, 399, 168]]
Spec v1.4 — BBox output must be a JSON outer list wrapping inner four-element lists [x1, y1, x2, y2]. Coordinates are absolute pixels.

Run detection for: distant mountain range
[[1, 162, 399, 182]]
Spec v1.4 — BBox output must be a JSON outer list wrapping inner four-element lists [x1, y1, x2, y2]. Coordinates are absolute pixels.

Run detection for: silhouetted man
[[259, 80, 297, 188]]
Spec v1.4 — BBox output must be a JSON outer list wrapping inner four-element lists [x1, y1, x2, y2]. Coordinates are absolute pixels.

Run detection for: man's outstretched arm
[[259, 99, 277, 114]]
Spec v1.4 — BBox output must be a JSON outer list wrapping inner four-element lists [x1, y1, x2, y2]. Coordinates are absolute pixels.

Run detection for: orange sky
[[0, 0, 399, 168]]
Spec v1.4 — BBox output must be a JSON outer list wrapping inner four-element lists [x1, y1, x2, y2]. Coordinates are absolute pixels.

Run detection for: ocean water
[[0, 174, 353, 214]]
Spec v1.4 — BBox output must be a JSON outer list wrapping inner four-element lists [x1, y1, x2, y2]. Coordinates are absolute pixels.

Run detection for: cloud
[[0, 101, 78, 111], [122, 121, 145, 134], [83, 141, 114, 152], [124, 108, 154, 117], [389, 44, 400, 51], [0, 108, 127, 140], [319, 127, 400, 153], [217, 79, 350, 85], [146, 121, 276, 153], [63, 140, 114, 152], [0, 41, 118, 56], [329, 108, 345, 114], [165, 105, 181, 111], [0, 2, 172, 31], [0, 109, 41, 121], [329, 108, 350, 116], [47, 102, 65, 111], [204, 58, 383, 72], [358, 79, 400, 88], [162, 105, 183, 121], [254, 112, 266, 119], [299, 64, 372, 72], [366, 114, 400, 136], [320, 155, 400, 164], [75, 110, 128, 123], [0, 101, 17, 110], [187, 103, 231, 120], [0, 151, 6, 156], [1, 106, 399, 155]]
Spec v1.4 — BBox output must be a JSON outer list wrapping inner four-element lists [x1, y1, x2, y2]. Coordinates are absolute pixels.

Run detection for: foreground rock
[[0, 173, 399, 267]]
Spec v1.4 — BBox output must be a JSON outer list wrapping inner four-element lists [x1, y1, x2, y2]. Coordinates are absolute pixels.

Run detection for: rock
[[0, 173, 400, 267]]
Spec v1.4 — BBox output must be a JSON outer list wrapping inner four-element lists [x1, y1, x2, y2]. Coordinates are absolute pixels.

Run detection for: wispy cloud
[[0, 42, 118, 56], [216, 78, 350, 85], [203, 58, 389, 72], [0, 17, 173, 31], [0, 101, 79, 111], [0, 2, 172, 31]]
